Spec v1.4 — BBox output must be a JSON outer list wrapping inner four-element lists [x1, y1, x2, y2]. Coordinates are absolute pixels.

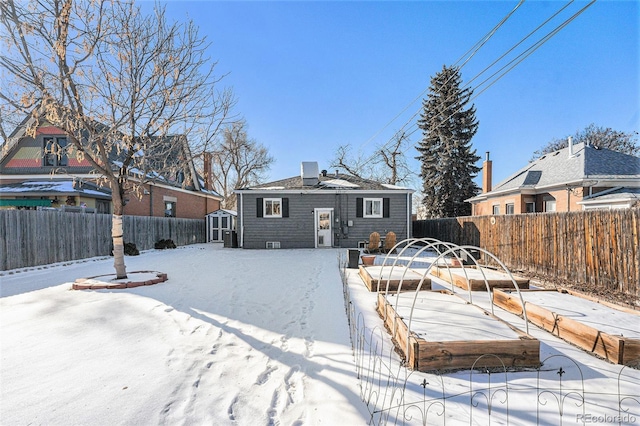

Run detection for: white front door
[[315, 208, 333, 248]]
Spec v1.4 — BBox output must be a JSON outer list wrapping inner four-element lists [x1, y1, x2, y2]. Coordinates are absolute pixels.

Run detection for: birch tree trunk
[[112, 214, 127, 279]]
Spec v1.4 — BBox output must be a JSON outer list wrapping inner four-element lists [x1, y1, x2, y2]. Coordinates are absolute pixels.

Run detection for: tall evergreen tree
[[416, 65, 481, 218]]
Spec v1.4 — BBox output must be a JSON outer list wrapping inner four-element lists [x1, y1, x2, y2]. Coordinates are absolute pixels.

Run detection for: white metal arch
[[401, 245, 532, 361]]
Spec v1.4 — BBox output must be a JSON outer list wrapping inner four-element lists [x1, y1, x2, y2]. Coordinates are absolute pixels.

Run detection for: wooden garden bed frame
[[358, 265, 431, 292], [430, 265, 530, 291], [376, 291, 540, 371], [493, 288, 640, 366]]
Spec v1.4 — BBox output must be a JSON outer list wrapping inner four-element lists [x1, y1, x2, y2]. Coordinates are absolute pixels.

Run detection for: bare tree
[[331, 131, 414, 186], [331, 145, 367, 179], [0, 0, 234, 278], [533, 124, 639, 159], [208, 120, 274, 209]]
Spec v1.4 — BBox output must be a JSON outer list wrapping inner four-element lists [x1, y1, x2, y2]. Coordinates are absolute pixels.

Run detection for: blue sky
[[156, 0, 639, 188]]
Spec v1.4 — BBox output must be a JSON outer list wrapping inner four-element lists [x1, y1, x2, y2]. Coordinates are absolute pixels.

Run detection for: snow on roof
[[321, 179, 360, 188], [255, 186, 286, 190], [0, 180, 110, 197], [381, 183, 410, 190], [207, 208, 237, 216]]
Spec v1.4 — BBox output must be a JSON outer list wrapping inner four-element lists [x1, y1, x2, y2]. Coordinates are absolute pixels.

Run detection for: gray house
[[235, 162, 414, 249]]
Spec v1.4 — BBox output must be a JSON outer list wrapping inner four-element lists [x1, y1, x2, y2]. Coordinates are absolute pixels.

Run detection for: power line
[[428, 0, 596, 135], [453, 0, 526, 70], [469, 0, 596, 101], [357, 0, 525, 153], [364, 0, 596, 169]]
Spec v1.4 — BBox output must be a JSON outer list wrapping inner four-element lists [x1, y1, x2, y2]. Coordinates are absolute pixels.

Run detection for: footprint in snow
[[256, 365, 279, 385]]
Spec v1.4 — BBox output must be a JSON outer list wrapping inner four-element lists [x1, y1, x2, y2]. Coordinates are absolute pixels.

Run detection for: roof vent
[[301, 162, 319, 186]]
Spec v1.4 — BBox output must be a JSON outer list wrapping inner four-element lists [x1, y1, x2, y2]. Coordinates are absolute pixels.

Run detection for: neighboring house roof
[[0, 180, 110, 197], [578, 187, 640, 208], [0, 116, 222, 200], [0, 180, 112, 207], [206, 208, 237, 216], [236, 172, 414, 193], [468, 142, 640, 202]]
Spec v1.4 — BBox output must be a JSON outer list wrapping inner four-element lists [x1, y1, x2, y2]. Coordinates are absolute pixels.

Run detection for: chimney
[[568, 136, 573, 157], [482, 151, 492, 193], [203, 152, 212, 191]]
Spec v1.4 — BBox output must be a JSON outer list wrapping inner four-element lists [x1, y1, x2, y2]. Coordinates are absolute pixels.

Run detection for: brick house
[[467, 140, 640, 215], [0, 117, 222, 218]]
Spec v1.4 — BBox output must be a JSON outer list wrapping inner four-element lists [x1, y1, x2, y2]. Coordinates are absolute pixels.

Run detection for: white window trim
[[364, 197, 383, 218], [263, 198, 282, 218], [505, 203, 515, 215], [545, 200, 557, 212]]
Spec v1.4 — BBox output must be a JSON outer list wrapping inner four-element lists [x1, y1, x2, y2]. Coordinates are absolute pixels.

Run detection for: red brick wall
[[123, 183, 220, 219], [472, 187, 587, 215]]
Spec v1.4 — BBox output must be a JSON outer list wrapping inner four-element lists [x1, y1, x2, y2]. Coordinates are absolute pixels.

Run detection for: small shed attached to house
[[206, 209, 237, 243]]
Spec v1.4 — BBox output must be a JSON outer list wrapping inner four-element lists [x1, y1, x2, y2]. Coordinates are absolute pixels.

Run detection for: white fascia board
[[139, 179, 223, 201], [234, 188, 414, 195]]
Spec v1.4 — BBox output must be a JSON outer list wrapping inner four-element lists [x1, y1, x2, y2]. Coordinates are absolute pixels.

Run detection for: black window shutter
[[356, 198, 363, 218], [282, 198, 289, 217], [383, 198, 390, 218], [256, 198, 263, 217]]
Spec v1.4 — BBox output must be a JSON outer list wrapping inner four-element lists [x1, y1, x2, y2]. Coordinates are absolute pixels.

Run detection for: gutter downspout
[[407, 192, 411, 239], [239, 192, 244, 248]]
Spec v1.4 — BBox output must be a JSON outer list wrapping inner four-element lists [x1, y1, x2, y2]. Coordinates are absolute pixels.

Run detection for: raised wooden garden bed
[[430, 265, 530, 291], [376, 291, 540, 371], [493, 288, 640, 366], [358, 265, 431, 292]]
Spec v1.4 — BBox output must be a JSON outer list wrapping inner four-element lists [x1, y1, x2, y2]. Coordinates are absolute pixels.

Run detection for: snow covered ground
[[1, 245, 368, 425], [1, 244, 639, 425]]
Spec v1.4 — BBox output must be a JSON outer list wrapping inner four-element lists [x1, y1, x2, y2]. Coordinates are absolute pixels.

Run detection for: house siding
[[239, 192, 411, 249]]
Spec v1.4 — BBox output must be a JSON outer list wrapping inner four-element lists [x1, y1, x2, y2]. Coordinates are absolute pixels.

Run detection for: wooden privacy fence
[[413, 209, 639, 297], [0, 210, 206, 270]]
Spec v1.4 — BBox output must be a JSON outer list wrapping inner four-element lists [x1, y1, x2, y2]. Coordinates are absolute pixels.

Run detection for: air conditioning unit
[[266, 241, 281, 249]]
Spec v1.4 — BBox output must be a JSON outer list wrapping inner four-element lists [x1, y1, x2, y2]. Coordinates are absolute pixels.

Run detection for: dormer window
[[43, 137, 68, 167]]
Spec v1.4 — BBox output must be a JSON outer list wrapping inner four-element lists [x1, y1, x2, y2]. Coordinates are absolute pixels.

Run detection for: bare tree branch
[[0, 0, 235, 277]]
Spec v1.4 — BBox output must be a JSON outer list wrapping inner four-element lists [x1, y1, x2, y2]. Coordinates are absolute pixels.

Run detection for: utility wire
[[427, 0, 596, 136], [365, 0, 596, 168], [470, 0, 596, 101], [357, 0, 525, 153], [464, 0, 575, 88], [453, 0, 526, 70]]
